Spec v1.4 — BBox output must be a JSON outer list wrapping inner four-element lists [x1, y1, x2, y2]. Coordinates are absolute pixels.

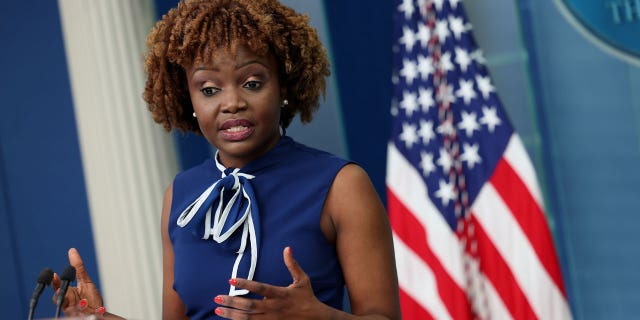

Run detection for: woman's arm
[[160, 183, 188, 320], [324, 163, 401, 320]]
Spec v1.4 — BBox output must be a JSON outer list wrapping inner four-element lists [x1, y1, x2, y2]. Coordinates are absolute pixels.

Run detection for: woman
[[53, 1, 400, 319]]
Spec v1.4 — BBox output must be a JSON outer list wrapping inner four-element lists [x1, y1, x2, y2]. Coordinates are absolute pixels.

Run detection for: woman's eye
[[244, 81, 262, 90], [201, 87, 218, 96]]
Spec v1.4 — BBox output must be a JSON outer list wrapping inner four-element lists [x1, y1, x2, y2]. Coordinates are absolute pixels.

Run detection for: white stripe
[[503, 134, 544, 208], [386, 143, 466, 287], [393, 234, 453, 320], [483, 276, 513, 320], [473, 184, 572, 319]]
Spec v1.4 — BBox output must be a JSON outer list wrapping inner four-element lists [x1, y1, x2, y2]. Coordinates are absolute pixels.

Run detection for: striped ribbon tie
[[176, 159, 259, 296]]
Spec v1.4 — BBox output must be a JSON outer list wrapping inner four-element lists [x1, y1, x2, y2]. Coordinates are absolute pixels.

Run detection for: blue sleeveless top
[[169, 136, 350, 319]]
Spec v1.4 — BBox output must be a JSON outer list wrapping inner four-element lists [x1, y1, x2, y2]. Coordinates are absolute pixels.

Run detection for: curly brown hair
[[143, 0, 331, 133]]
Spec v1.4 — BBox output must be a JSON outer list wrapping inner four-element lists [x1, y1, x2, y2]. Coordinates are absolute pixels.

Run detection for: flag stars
[[416, 24, 431, 48], [418, 87, 435, 112], [480, 106, 502, 132], [419, 151, 436, 177], [417, 55, 434, 80], [455, 47, 472, 73], [390, 99, 399, 117], [400, 90, 419, 117], [419, 119, 436, 145], [417, 0, 428, 18], [471, 49, 487, 65], [435, 19, 450, 44], [397, 0, 414, 20], [434, 178, 457, 206], [461, 143, 482, 169], [456, 79, 477, 105], [440, 52, 455, 73], [399, 26, 417, 52], [433, 0, 446, 12], [475, 75, 495, 99], [449, 15, 466, 40], [399, 122, 419, 149], [400, 58, 419, 85], [437, 147, 453, 173], [437, 119, 455, 137], [458, 111, 480, 137], [437, 83, 456, 105]]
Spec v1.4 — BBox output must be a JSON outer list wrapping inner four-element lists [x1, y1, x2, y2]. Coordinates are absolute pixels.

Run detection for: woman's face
[[186, 46, 283, 169]]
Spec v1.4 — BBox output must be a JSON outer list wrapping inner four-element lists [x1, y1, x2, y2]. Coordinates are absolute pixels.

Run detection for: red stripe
[[489, 159, 567, 296], [472, 214, 538, 320], [399, 288, 435, 320], [388, 188, 471, 320]]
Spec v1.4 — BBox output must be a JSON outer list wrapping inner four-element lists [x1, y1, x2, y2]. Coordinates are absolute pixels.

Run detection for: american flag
[[386, 0, 573, 319]]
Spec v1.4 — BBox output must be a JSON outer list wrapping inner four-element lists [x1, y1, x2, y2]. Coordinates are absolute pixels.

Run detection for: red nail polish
[[214, 296, 223, 304], [96, 306, 106, 315], [215, 308, 223, 315], [79, 299, 88, 308], [229, 278, 238, 286]]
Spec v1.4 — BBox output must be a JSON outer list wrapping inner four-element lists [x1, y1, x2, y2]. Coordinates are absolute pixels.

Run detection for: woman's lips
[[219, 119, 255, 141]]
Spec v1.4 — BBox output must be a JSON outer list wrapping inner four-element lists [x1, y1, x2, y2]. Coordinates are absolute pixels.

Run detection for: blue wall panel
[[520, 1, 640, 319], [0, 2, 98, 319], [323, 0, 394, 200]]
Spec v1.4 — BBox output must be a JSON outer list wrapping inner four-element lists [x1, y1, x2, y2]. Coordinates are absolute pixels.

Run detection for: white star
[[397, 0, 414, 20], [440, 52, 455, 73], [399, 122, 418, 148], [417, 54, 434, 80], [391, 73, 399, 85], [437, 119, 455, 137], [436, 147, 453, 173], [454, 47, 472, 73], [418, 87, 435, 112], [449, 15, 466, 40], [480, 106, 502, 132], [456, 79, 477, 105], [433, 0, 446, 12], [400, 58, 418, 85], [399, 26, 417, 52], [461, 143, 482, 169], [416, 24, 430, 49], [418, 119, 436, 144], [471, 49, 487, 65], [435, 19, 450, 44], [450, 0, 461, 9], [458, 111, 480, 137], [437, 83, 456, 105], [390, 99, 399, 117], [418, 0, 428, 18], [475, 75, 495, 99], [400, 90, 419, 117], [434, 178, 457, 206], [420, 151, 436, 176]]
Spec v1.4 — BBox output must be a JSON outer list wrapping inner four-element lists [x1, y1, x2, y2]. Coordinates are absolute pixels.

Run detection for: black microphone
[[54, 265, 76, 319], [27, 268, 54, 320]]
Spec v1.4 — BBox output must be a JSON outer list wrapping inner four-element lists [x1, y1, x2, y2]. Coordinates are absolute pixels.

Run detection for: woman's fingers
[[51, 273, 61, 291], [282, 246, 302, 284], [68, 248, 92, 284]]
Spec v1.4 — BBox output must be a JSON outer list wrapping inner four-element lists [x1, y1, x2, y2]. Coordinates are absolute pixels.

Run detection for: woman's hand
[[51, 248, 105, 316], [213, 247, 327, 319]]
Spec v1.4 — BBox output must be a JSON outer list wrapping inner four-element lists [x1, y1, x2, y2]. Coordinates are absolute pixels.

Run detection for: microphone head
[[60, 265, 76, 282], [37, 268, 54, 285]]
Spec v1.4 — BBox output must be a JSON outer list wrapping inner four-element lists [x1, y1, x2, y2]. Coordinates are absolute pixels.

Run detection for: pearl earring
[[282, 99, 289, 108], [192, 112, 197, 118]]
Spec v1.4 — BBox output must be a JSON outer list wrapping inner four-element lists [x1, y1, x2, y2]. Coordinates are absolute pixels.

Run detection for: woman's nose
[[220, 90, 247, 113]]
